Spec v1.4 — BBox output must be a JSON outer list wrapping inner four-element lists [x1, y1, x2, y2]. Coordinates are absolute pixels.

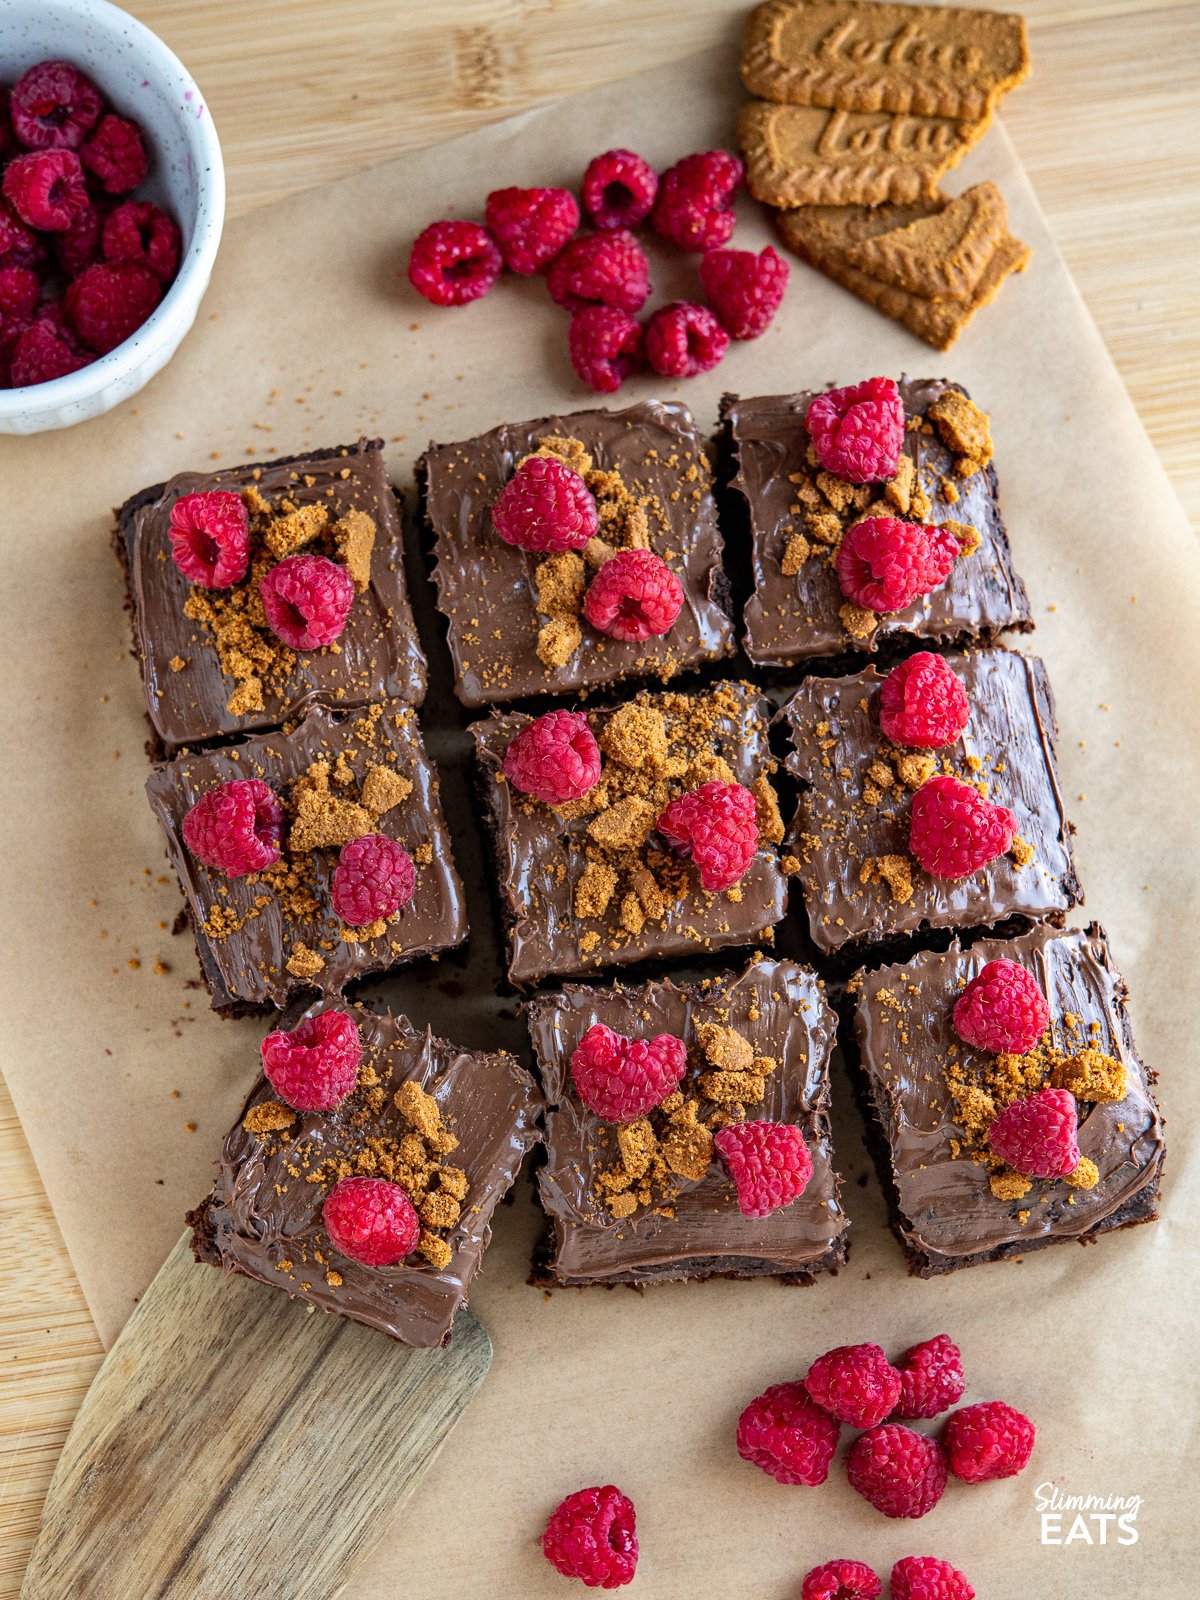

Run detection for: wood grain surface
[[2, 2, 1197, 1594]]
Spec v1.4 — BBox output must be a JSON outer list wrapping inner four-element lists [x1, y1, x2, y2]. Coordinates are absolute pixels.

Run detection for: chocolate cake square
[[472, 680, 789, 987], [116, 438, 427, 756], [779, 648, 1081, 963], [419, 401, 734, 707], [526, 957, 848, 1287], [845, 923, 1164, 1276], [721, 378, 1032, 668], [146, 702, 467, 1016], [189, 1000, 544, 1345]]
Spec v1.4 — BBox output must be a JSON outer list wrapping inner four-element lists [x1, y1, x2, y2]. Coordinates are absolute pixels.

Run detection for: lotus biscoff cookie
[[741, 0, 1030, 123], [842, 180, 1009, 300]]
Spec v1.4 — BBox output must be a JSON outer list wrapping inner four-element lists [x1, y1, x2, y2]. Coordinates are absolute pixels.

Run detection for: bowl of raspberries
[[0, 0, 224, 433]]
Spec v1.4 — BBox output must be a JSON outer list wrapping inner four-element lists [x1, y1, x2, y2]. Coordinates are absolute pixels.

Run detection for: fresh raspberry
[[65, 260, 162, 353], [322, 1175, 420, 1267], [568, 305, 643, 393], [953, 959, 1050, 1055], [2, 149, 88, 230], [102, 199, 181, 281], [259, 552, 355, 648], [944, 1400, 1036, 1483], [331, 833, 416, 927], [894, 1335, 966, 1421], [847, 1425, 948, 1519], [801, 1559, 882, 1600], [0, 201, 45, 270], [806, 377, 906, 482], [7, 317, 90, 386], [656, 781, 758, 893], [891, 1556, 975, 1600], [583, 548, 683, 641], [736, 1381, 840, 1486], [570, 1024, 687, 1123], [651, 150, 744, 251], [0, 266, 39, 321], [581, 149, 659, 231], [261, 1009, 363, 1111], [908, 774, 1016, 880], [53, 200, 104, 275], [804, 1344, 903, 1429], [0, 89, 10, 158], [80, 114, 149, 194], [540, 1485, 638, 1589], [879, 653, 970, 748], [9, 60, 103, 151], [699, 245, 789, 339], [986, 1088, 1079, 1178], [484, 185, 578, 274], [836, 518, 959, 613], [503, 710, 601, 804], [645, 300, 728, 378], [713, 1120, 813, 1218], [182, 778, 283, 877], [407, 219, 503, 306], [491, 454, 598, 552], [167, 489, 250, 588], [547, 229, 650, 314]]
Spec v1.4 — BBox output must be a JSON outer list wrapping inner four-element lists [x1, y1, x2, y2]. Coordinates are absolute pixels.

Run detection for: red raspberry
[[10, 61, 103, 151], [0, 89, 10, 158], [581, 149, 659, 231], [102, 200, 181, 281], [540, 1485, 638, 1589], [8, 317, 91, 386], [736, 1381, 840, 1486], [651, 150, 744, 251], [656, 780, 758, 893], [323, 1175, 420, 1267], [484, 185, 578, 274], [491, 454, 598, 552], [261, 1009, 363, 1111], [568, 305, 644, 394], [879, 653, 970, 748], [894, 1335, 966, 1421], [908, 774, 1016, 880], [503, 710, 601, 804], [0, 201, 45, 270], [714, 1120, 813, 1218], [847, 1425, 948, 1519], [260, 552, 355, 648], [547, 229, 650, 314], [801, 1560, 883, 1600], [806, 377, 906, 482], [570, 1024, 688, 1123], [836, 517, 958, 613], [80, 114, 149, 194], [182, 777, 283, 878], [583, 548, 683, 641], [944, 1400, 1036, 1483], [891, 1556, 975, 1600], [407, 219, 502, 307], [699, 245, 789, 339], [331, 833, 416, 927], [645, 300, 728, 378], [804, 1344, 903, 1429], [2, 149, 88, 230], [54, 200, 104, 275], [168, 489, 250, 588], [0, 266, 39, 321], [953, 959, 1050, 1055], [65, 260, 162, 354], [986, 1088, 1079, 1178]]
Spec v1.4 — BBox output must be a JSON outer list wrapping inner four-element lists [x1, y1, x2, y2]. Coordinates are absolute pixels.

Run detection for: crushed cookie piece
[[420, 1190, 462, 1229], [1064, 1156, 1099, 1190], [243, 1100, 295, 1135], [536, 615, 581, 668], [752, 774, 785, 844], [331, 508, 375, 591], [943, 518, 982, 557], [393, 1080, 443, 1140], [805, 508, 843, 546], [263, 502, 328, 559], [928, 390, 993, 470], [860, 853, 913, 903], [286, 942, 326, 979], [884, 453, 916, 513], [699, 1068, 766, 1104], [661, 1118, 713, 1180], [616, 1118, 657, 1180], [895, 751, 936, 789], [840, 601, 878, 639], [696, 1022, 754, 1072], [575, 858, 618, 919], [1009, 835, 1035, 867], [534, 551, 586, 618], [288, 763, 375, 851], [418, 1230, 453, 1269], [599, 703, 669, 771], [1051, 1047, 1126, 1103], [989, 1170, 1032, 1201], [781, 532, 811, 574]]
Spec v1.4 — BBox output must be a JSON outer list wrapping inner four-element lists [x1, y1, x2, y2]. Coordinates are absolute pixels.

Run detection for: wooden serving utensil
[[20, 1233, 491, 1600]]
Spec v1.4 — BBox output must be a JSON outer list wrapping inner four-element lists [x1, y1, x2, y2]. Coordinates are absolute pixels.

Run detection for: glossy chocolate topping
[[527, 958, 848, 1285], [190, 1001, 544, 1346], [420, 401, 733, 707], [723, 377, 1032, 666], [851, 924, 1164, 1266]]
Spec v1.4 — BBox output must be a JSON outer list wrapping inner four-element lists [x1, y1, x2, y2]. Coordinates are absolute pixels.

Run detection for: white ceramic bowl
[[0, 0, 224, 433]]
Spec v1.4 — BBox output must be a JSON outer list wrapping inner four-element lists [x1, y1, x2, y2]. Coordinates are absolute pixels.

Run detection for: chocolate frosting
[[190, 1001, 544, 1346], [781, 648, 1081, 957], [722, 377, 1032, 666], [145, 703, 467, 1013], [851, 924, 1165, 1266], [118, 439, 427, 753], [420, 401, 733, 707], [526, 958, 848, 1284]]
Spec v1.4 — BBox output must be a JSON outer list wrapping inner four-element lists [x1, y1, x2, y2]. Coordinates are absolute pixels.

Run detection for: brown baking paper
[[2, 47, 1197, 1599]]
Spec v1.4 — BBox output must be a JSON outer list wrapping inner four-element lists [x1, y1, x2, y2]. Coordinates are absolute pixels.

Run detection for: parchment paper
[[2, 47, 1197, 1599]]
